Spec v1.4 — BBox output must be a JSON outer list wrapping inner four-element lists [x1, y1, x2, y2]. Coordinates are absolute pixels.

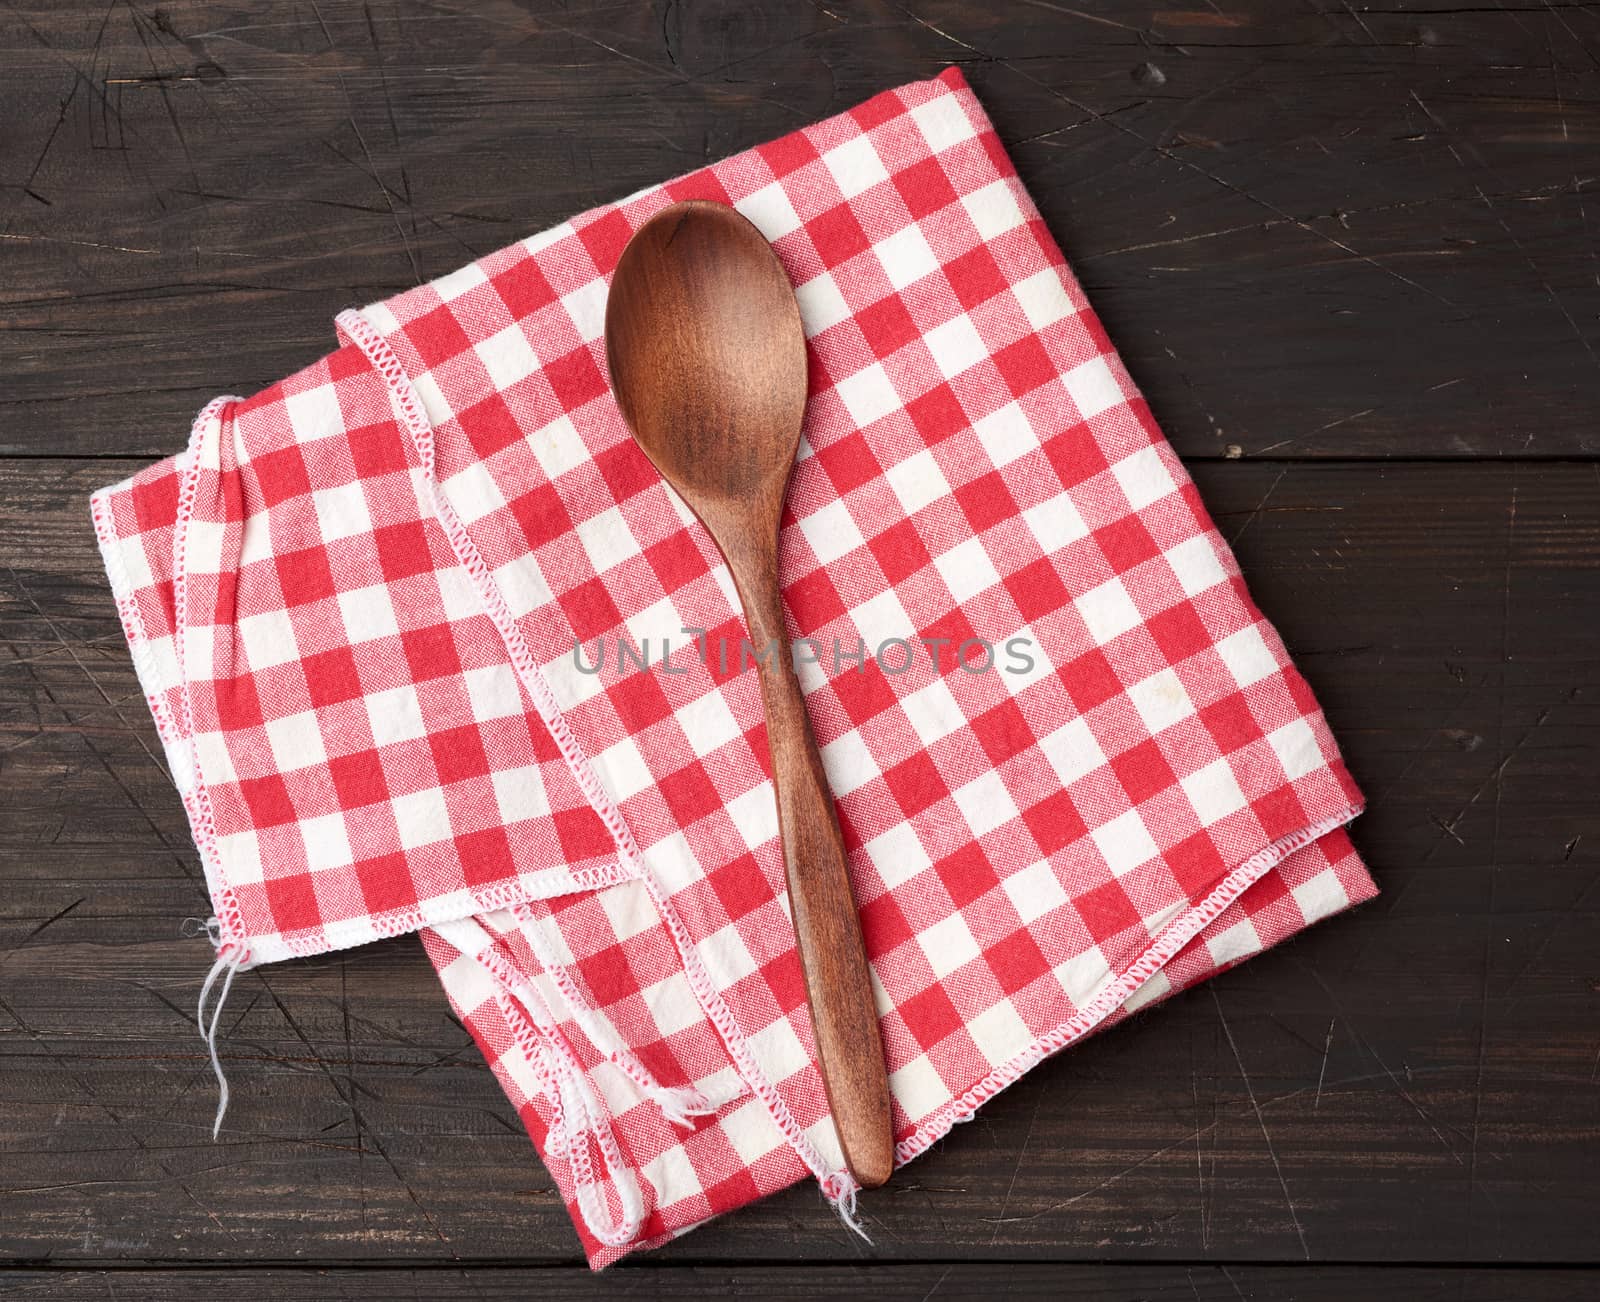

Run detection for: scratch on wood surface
[[1255, 408, 1377, 456], [1314, 1017, 1335, 1110], [973, 1056, 1350, 1234], [1474, 179, 1600, 375], [1020, 0, 1147, 34], [894, 2, 988, 53], [952, 39, 1466, 307], [365, 1, 416, 234], [1086, 219, 1270, 261], [1422, 704, 1548, 862], [125, 2, 204, 195], [21, 71, 80, 203], [1300, 964, 1477, 1165], [1211, 988, 1310, 1259], [1336, 0, 1381, 43], [12, 3, 146, 181], [0, 985, 236, 1241], [0, 897, 85, 969], [408, 1037, 479, 1076], [342, 956, 368, 1233], [980, 1134, 1184, 1226], [307, 6, 418, 282], [1032, 75, 1460, 308], [4, 566, 196, 883], [0, 230, 158, 255], [306, 115, 488, 262], [802, 0, 848, 22], [918, 1264, 954, 1302], [1501, 866, 1600, 999], [1226, 467, 1286, 545], [257, 971, 449, 1245], [2, 711, 148, 756], [1410, 89, 1599, 374], [987, 1084, 1046, 1241], [1539, 0, 1600, 78], [1576, 175, 1600, 293], [1191, 1028, 1208, 1248], [308, 0, 337, 49], [345, 106, 422, 285]]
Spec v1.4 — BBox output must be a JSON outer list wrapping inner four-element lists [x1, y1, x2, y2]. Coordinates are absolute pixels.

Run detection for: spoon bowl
[[606, 200, 895, 1191], [606, 202, 808, 517]]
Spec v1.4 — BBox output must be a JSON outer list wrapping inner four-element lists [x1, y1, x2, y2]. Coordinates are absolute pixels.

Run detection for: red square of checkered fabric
[[91, 67, 1374, 1267]]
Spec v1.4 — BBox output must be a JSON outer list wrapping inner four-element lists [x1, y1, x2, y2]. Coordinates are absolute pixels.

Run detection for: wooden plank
[[3, 0, 1596, 459], [2, 457, 1596, 1264], [3, 1265, 1598, 1300]]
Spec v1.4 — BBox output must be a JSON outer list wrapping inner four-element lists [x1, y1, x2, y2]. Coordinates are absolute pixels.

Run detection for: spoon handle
[[739, 572, 896, 1191]]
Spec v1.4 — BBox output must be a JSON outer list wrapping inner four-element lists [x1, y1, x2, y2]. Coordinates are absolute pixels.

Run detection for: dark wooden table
[[4, 2, 1598, 1297]]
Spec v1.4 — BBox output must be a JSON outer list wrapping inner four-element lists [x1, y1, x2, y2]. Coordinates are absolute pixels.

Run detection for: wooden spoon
[[605, 200, 895, 1190]]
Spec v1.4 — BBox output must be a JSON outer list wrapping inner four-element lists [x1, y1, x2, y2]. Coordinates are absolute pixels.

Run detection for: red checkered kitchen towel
[[90, 68, 1374, 1265]]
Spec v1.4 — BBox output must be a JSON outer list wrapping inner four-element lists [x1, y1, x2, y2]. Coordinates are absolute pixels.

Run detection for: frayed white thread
[[824, 1181, 873, 1244], [190, 917, 242, 1139], [640, 1081, 719, 1129]]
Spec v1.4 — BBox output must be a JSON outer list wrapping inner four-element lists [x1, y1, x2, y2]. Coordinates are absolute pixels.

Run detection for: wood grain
[[3, 459, 1596, 1267], [3, 1, 1597, 459], [4, 1265, 1599, 1301], [606, 200, 894, 1189], [2, 0, 1597, 1286]]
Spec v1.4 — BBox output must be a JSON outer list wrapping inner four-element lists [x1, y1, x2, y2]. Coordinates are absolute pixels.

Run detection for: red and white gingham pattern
[[92, 353, 634, 965], [91, 68, 1374, 1267], [424, 825, 1370, 1262]]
